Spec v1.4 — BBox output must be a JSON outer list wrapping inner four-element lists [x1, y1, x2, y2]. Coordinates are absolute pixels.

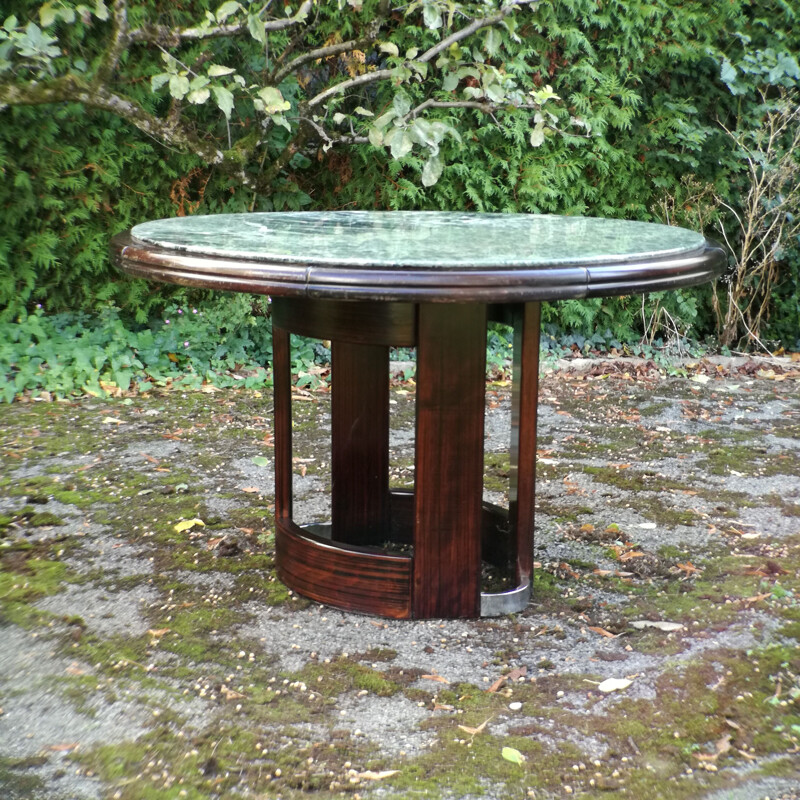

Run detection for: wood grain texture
[[276, 519, 412, 619], [272, 324, 293, 522], [331, 341, 390, 546], [509, 302, 541, 585], [413, 304, 487, 618], [272, 297, 416, 346]]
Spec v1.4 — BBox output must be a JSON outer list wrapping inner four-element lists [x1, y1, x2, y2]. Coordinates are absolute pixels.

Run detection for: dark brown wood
[[272, 297, 416, 346], [331, 341, 390, 546], [413, 304, 487, 618], [272, 324, 293, 522], [509, 302, 541, 586], [112, 231, 727, 304], [276, 519, 412, 619]]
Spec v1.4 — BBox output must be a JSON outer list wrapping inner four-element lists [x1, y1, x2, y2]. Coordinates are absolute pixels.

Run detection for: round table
[[112, 212, 725, 619]]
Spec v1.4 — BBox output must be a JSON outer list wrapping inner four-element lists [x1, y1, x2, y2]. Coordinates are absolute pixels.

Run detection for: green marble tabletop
[[131, 211, 706, 270]]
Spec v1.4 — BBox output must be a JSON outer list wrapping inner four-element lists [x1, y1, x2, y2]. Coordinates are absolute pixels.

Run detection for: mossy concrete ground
[[1, 362, 799, 800]]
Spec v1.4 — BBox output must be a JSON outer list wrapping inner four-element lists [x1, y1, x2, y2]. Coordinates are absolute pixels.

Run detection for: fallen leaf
[[691, 374, 711, 384], [596, 678, 633, 693], [174, 518, 205, 533], [357, 770, 399, 781], [147, 628, 170, 638], [618, 550, 645, 561], [676, 561, 701, 574], [697, 734, 732, 761], [588, 626, 618, 639], [502, 746, 526, 765], [252, 456, 269, 467], [422, 674, 450, 684], [140, 452, 160, 464], [630, 621, 684, 632], [744, 592, 772, 604], [48, 743, 80, 752], [220, 686, 244, 701], [101, 416, 125, 425], [458, 717, 492, 737], [487, 675, 507, 693], [241, 487, 261, 493]]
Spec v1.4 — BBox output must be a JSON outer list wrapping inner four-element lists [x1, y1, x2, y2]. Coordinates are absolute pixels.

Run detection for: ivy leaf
[[208, 64, 236, 77], [216, 1, 241, 23], [421, 155, 443, 187], [501, 747, 526, 765]]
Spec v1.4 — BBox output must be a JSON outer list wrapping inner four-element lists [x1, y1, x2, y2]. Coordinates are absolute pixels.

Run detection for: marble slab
[[132, 211, 706, 270]]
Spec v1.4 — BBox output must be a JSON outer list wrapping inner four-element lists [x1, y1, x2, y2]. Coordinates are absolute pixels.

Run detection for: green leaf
[[212, 85, 234, 119], [150, 73, 170, 92], [353, 106, 373, 116], [380, 42, 399, 58], [247, 13, 266, 44], [388, 128, 413, 159], [484, 28, 502, 57], [368, 126, 384, 147], [169, 74, 190, 100], [4, 15, 19, 30], [257, 86, 291, 113], [720, 58, 737, 88], [422, 2, 441, 29], [421, 155, 443, 187], [39, 3, 58, 27], [373, 109, 396, 131], [216, 1, 241, 23], [187, 87, 210, 104], [442, 72, 459, 92], [94, 1, 109, 21], [252, 456, 269, 467], [530, 124, 545, 147], [502, 747, 525, 765], [392, 91, 411, 118], [208, 64, 236, 77]]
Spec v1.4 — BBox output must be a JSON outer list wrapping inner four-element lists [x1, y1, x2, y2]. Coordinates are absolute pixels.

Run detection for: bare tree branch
[[272, 38, 373, 86], [129, 0, 313, 45]]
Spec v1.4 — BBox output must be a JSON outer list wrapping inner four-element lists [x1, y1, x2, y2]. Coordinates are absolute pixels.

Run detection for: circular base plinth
[[275, 491, 530, 619]]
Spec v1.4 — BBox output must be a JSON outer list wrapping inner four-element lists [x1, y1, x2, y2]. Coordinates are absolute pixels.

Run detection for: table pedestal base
[[271, 298, 540, 619]]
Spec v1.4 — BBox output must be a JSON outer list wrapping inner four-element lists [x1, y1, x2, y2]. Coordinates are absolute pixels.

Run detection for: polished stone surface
[[132, 211, 706, 269]]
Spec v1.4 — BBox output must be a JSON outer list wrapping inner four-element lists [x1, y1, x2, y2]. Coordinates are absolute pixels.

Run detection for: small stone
[[509, 702, 522, 711]]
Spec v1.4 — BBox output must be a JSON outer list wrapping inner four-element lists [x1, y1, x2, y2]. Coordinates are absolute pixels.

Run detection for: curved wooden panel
[[275, 519, 412, 619], [271, 297, 416, 346], [112, 232, 726, 303]]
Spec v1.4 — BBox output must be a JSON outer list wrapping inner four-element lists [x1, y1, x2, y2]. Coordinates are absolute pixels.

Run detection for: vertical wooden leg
[[273, 324, 293, 522], [331, 341, 390, 545], [413, 304, 487, 619], [509, 302, 541, 586]]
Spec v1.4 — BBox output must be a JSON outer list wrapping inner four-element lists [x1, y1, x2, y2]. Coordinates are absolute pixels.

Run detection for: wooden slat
[[509, 302, 541, 585], [413, 304, 487, 618], [331, 341, 390, 546], [272, 325, 293, 521]]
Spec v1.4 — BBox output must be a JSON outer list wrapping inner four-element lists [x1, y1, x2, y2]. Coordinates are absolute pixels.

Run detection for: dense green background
[[1, 0, 798, 349]]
